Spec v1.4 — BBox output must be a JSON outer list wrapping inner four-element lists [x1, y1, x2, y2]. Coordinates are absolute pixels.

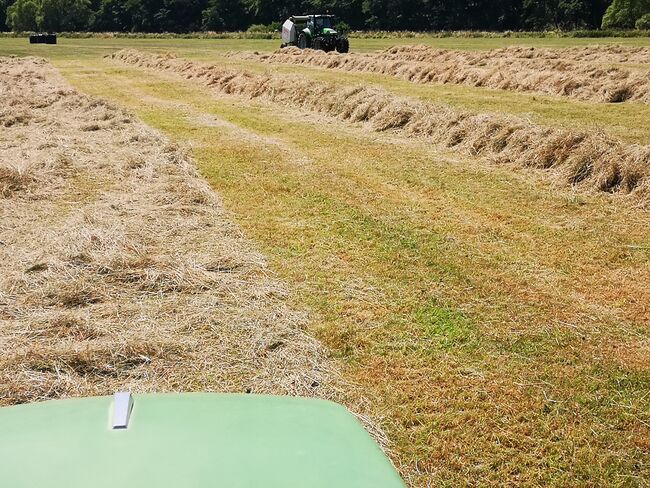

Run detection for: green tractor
[[281, 15, 349, 53], [0, 392, 406, 487]]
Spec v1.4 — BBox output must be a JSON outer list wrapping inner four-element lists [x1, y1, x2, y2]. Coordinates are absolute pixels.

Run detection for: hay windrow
[[0, 56, 347, 407], [109, 49, 650, 203], [229, 45, 650, 104], [368, 44, 650, 65], [437, 44, 650, 65]]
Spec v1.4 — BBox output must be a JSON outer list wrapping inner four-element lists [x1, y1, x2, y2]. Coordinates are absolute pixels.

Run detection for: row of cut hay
[[0, 55, 343, 406], [484, 44, 650, 64], [231, 46, 650, 104], [379, 44, 650, 65], [109, 49, 650, 202]]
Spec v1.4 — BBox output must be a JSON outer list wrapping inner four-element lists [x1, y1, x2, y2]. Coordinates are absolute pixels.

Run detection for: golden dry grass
[[231, 44, 650, 104], [109, 49, 650, 203], [371, 44, 650, 65], [0, 56, 349, 408], [464, 44, 650, 64]]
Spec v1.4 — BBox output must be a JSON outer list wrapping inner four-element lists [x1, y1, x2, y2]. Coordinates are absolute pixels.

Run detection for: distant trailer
[[29, 33, 57, 44]]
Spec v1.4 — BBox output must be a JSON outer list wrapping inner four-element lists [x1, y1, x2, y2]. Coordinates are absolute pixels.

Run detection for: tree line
[[2, 0, 650, 33]]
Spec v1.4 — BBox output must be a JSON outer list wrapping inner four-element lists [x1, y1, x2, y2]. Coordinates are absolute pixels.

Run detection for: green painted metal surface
[[0, 393, 406, 487]]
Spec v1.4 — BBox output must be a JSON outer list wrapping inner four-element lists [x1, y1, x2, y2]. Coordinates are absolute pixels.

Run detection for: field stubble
[[0, 56, 361, 415]]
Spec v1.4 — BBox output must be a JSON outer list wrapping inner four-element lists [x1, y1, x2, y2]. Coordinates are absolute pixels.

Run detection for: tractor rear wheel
[[336, 37, 349, 53], [298, 33, 310, 49]]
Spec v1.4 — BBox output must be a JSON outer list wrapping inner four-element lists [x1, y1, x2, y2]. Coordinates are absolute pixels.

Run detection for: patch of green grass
[[414, 302, 477, 351], [2, 33, 650, 60]]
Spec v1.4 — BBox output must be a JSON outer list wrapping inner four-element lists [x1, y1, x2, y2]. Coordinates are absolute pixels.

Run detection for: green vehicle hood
[[323, 28, 337, 35], [0, 393, 406, 488]]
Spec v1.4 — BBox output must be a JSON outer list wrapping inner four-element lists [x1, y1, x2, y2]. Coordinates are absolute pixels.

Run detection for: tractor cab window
[[314, 17, 333, 29]]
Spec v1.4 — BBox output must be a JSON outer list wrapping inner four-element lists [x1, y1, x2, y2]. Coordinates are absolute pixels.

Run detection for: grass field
[[1, 36, 649, 486]]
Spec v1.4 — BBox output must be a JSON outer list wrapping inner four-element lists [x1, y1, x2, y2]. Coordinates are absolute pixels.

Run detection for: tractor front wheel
[[298, 33, 310, 50], [336, 37, 349, 53]]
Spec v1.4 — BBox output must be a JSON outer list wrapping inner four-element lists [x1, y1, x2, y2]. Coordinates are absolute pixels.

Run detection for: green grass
[[2, 33, 650, 59], [2, 38, 649, 486]]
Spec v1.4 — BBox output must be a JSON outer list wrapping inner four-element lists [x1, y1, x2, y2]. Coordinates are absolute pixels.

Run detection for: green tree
[[201, 0, 248, 30], [38, 0, 91, 31], [125, 0, 166, 31], [523, 0, 609, 29], [201, 1, 225, 29], [93, 0, 209, 32], [557, 0, 611, 28], [312, 0, 364, 29], [92, 0, 166, 31], [459, 0, 525, 30], [602, 0, 650, 27], [362, 0, 431, 30], [90, 0, 130, 30], [1, 0, 14, 30], [1, 0, 629, 33], [636, 11, 650, 26], [157, 0, 207, 32], [6, 0, 38, 30], [244, 0, 312, 25]]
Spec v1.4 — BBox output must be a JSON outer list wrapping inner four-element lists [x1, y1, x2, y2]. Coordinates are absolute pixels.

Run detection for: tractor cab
[[310, 14, 334, 32]]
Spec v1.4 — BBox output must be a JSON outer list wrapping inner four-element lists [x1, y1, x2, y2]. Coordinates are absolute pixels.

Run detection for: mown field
[[1, 36, 649, 486]]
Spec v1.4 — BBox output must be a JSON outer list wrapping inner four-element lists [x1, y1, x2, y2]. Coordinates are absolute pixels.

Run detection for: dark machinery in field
[[281, 15, 349, 53], [29, 33, 57, 44]]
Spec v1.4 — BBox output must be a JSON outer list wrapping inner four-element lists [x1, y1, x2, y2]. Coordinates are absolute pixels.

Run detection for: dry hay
[[231, 45, 650, 104], [109, 50, 650, 203], [464, 44, 650, 65], [368, 44, 650, 66], [0, 56, 347, 407]]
